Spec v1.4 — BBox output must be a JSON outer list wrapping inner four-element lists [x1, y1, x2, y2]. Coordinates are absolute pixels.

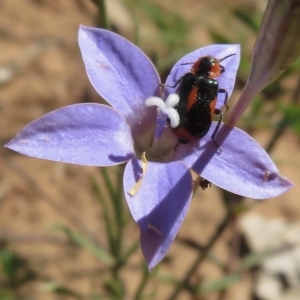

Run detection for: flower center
[[144, 93, 180, 162], [145, 93, 180, 128]]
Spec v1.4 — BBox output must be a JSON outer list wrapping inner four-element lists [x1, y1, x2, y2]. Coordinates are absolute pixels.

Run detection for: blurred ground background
[[1, 0, 300, 299]]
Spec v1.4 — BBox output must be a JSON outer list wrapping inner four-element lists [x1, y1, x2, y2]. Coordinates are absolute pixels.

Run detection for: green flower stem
[[119, 240, 139, 268], [91, 176, 115, 255], [133, 263, 152, 300], [100, 167, 124, 261], [93, 0, 109, 29], [114, 166, 126, 263]]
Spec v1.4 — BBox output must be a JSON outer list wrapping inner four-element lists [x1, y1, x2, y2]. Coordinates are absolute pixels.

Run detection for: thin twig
[[167, 212, 232, 300], [92, 0, 109, 29]]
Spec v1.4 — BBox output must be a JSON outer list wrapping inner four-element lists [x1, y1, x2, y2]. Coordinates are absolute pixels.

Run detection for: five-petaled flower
[[5, 25, 292, 270]]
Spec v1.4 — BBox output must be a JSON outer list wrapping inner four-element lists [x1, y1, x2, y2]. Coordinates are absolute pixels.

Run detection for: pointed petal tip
[[78, 24, 89, 36], [4, 104, 135, 167], [140, 227, 165, 271], [4, 141, 20, 155], [124, 159, 193, 270], [256, 171, 294, 199], [78, 24, 160, 117], [5, 138, 25, 153], [180, 124, 294, 200]]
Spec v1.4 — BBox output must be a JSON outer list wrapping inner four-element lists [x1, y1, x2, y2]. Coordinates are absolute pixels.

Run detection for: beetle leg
[[160, 76, 183, 89], [217, 88, 229, 111], [211, 108, 223, 149]]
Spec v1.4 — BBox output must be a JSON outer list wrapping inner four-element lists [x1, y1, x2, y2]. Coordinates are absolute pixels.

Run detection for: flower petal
[[78, 25, 160, 117], [5, 104, 135, 166], [164, 44, 240, 108], [123, 158, 193, 270], [176, 123, 293, 199], [78, 25, 159, 152]]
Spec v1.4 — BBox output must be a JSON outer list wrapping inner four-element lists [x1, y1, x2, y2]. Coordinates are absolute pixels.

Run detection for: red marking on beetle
[[187, 86, 198, 110], [172, 127, 198, 144], [210, 98, 217, 118], [161, 53, 236, 148]]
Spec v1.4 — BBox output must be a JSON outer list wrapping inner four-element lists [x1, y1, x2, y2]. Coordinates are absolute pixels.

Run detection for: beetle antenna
[[218, 53, 235, 62], [180, 62, 194, 66]]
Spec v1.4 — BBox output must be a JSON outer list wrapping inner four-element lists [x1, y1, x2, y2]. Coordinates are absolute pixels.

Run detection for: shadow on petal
[[188, 124, 292, 198], [131, 157, 143, 182], [137, 164, 192, 270], [191, 125, 234, 174], [108, 153, 135, 164]]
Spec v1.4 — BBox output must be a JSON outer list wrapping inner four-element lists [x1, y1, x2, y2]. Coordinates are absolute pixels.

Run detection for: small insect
[[199, 178, 212, 190], [162, 53, 235, 148]]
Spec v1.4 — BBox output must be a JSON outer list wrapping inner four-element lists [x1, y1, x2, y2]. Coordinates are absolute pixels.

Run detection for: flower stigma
[[145, 93, 180, 128], [143, 93, 181, 162]]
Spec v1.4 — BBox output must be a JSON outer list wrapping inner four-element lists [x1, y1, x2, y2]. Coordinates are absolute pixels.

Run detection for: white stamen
[[145, 93, 180, 128], [145, 97, 166, 110], [165, 93, 180, 107], [164, 107, 180, 127]]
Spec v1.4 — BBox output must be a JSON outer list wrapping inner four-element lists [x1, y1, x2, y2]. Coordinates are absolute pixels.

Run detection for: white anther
[[164, 107, 180, 127], [165, 93, 180, 107], [145, 93, 180, 128], [145, 97, 166, 110]]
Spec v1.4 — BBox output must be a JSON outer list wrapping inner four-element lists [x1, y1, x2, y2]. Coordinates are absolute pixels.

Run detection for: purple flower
[[5, 26, 292, 270]]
